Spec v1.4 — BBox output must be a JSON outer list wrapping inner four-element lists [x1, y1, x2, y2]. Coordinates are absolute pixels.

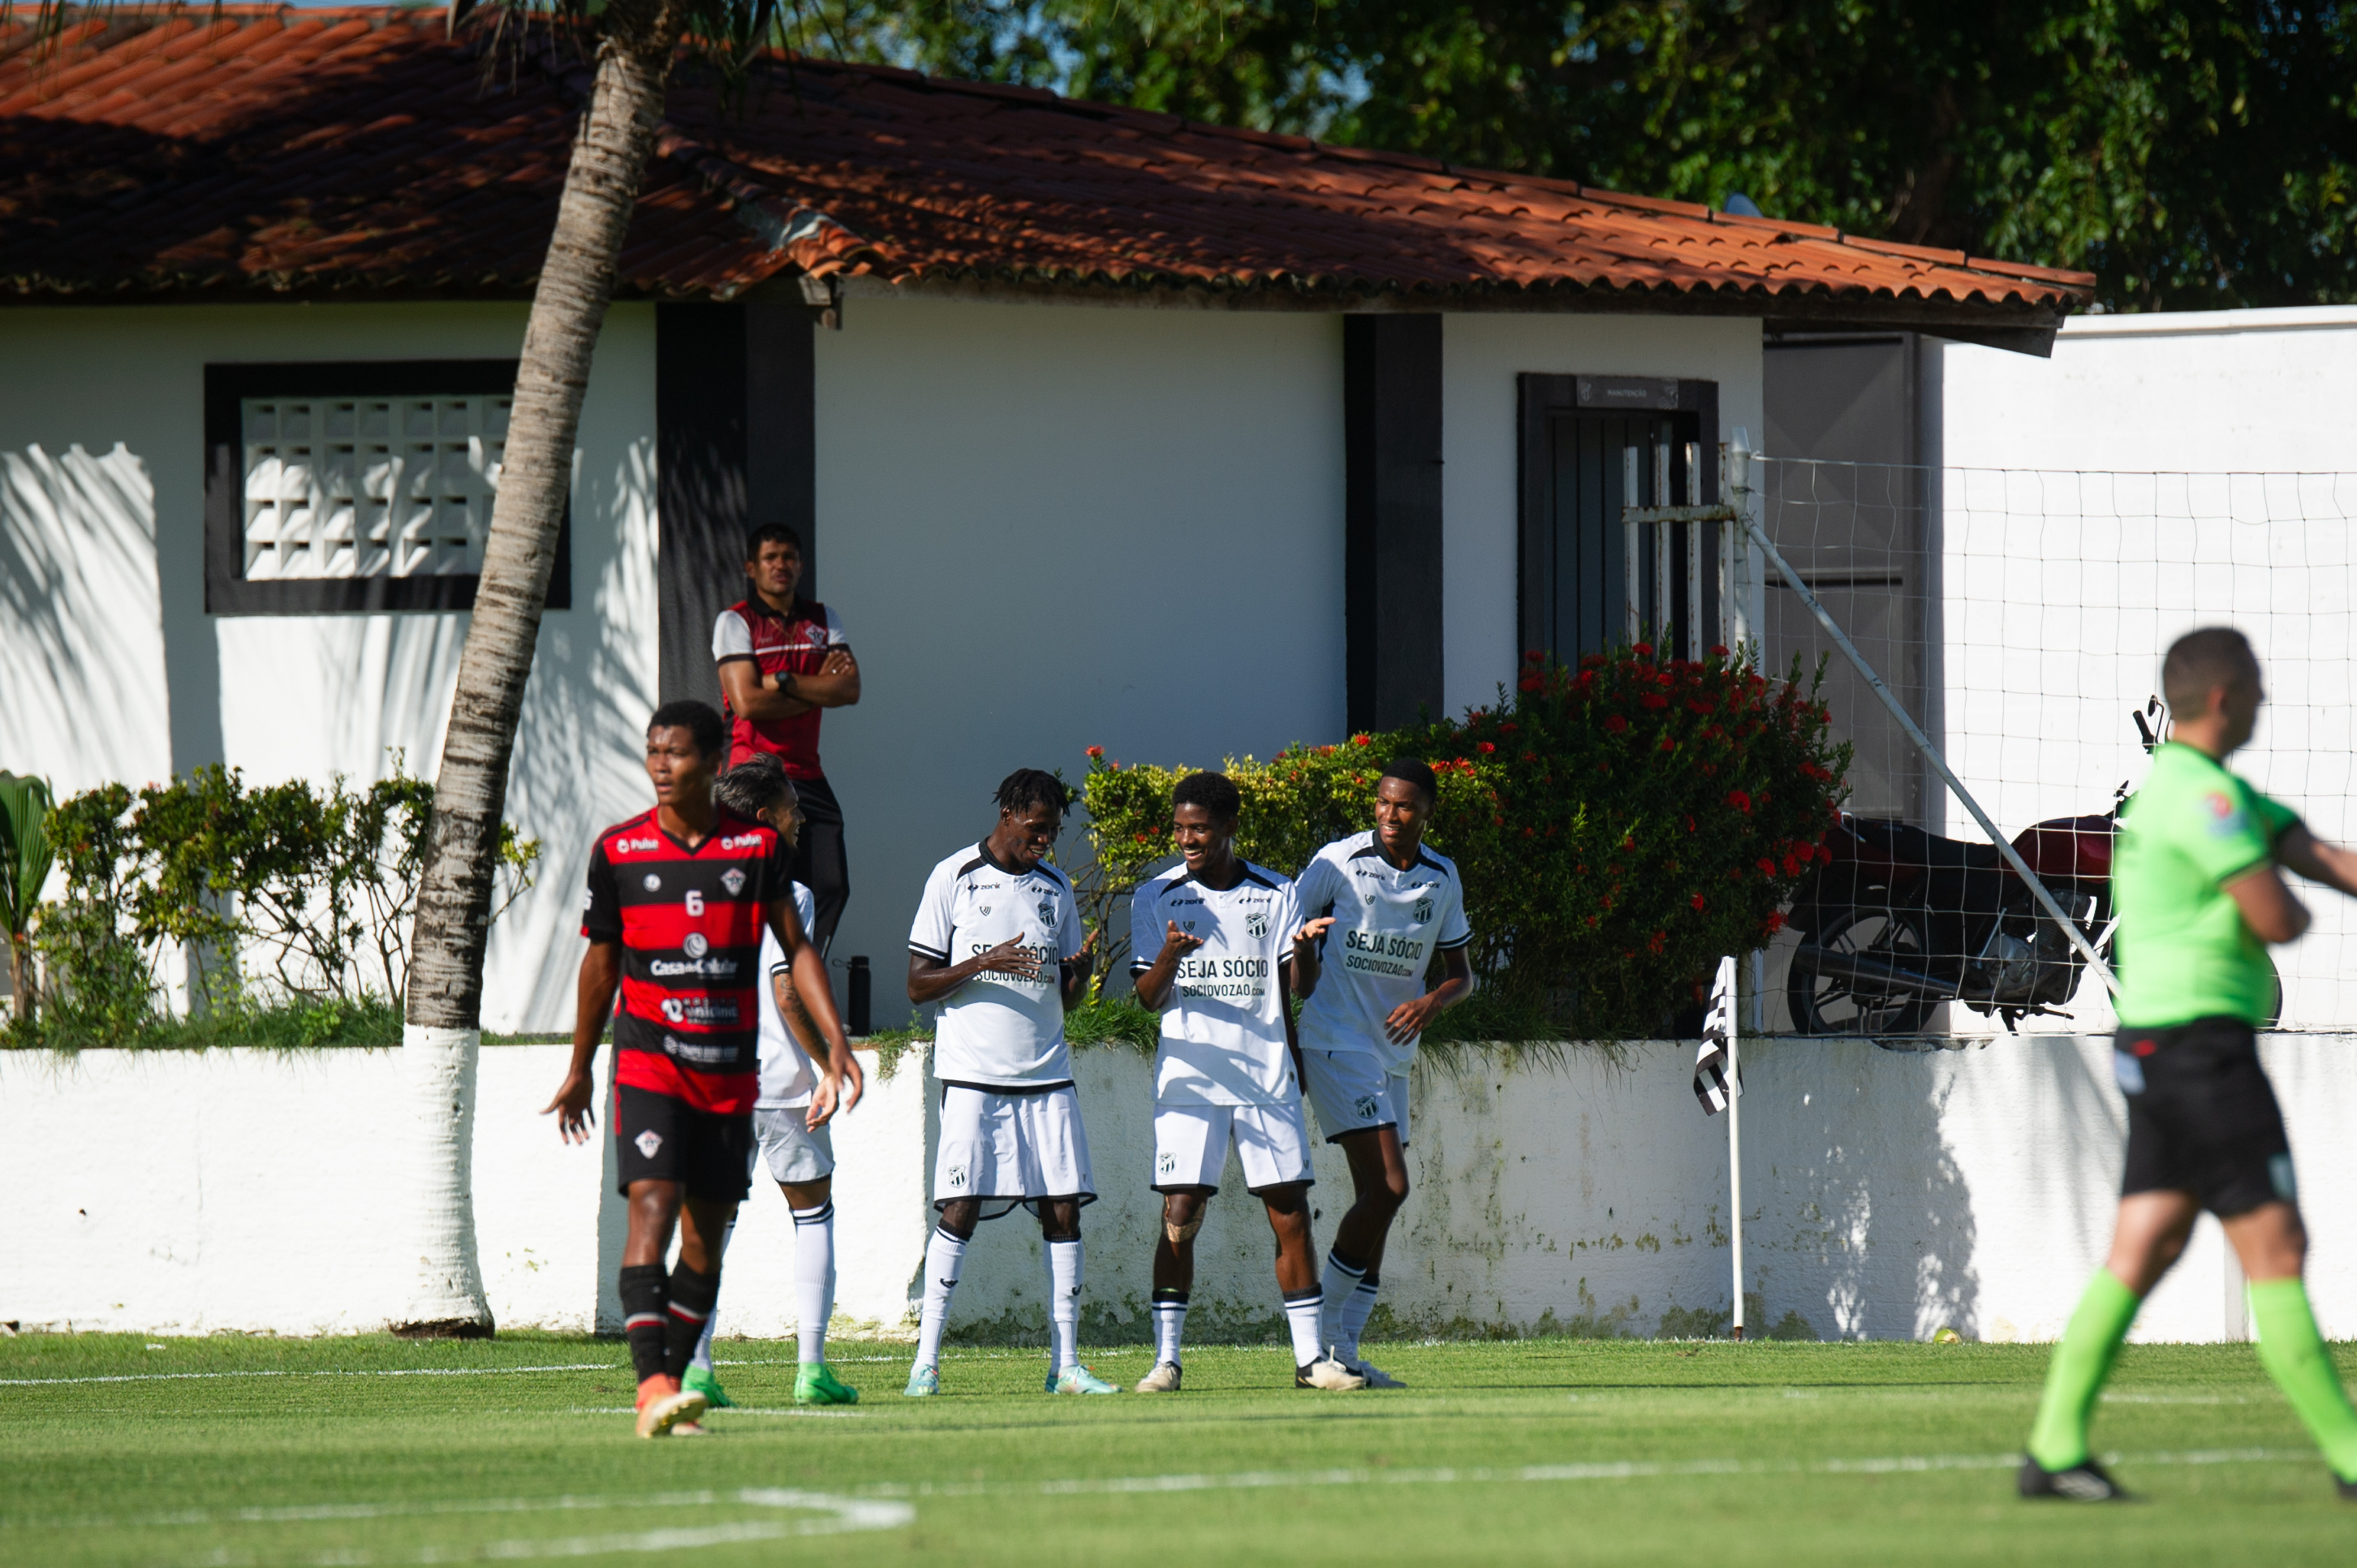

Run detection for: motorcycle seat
[[1845, 816, 2002, 873]]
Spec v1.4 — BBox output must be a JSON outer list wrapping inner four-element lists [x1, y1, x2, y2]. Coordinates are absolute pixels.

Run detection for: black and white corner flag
[[1693, 954, 1739, 1117]]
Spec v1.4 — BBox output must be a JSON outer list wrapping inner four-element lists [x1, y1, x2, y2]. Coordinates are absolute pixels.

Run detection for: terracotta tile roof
[[0, 6, 2092, 326]]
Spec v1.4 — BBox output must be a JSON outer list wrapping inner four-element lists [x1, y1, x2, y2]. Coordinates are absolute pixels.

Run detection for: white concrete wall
[[0, 303, 659, 1030], [1440, 314, 1765, 719], [808, 297, 1346, 1026], [13, 1036, 2351, 1343], [1924, 309, 2357, 1034]]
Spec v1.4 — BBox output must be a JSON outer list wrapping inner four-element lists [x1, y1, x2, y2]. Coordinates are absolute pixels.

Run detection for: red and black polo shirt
[[582, 808, 795, 1114], [712, 596, 849, 779]]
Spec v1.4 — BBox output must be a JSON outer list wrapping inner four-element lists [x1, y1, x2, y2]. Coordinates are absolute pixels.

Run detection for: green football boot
[[794, 1363, 861, 1406], [680, 1364, 735, 1408]]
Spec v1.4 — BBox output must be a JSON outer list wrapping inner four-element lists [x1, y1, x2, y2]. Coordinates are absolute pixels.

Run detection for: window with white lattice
[[206, 360, 568, 615], [240, 395, 507, 580]]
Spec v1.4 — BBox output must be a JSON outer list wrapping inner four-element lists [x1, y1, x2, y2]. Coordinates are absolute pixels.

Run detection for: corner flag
[[1693, 954, 1739, 1116]]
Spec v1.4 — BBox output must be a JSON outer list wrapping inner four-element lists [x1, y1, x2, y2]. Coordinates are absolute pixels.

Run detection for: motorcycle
[[1782, 704, 2161, 1036]]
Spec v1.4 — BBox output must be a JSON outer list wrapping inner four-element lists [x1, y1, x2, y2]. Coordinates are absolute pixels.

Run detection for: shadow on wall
[[497, 438, 661, 1032], [2, 443, 187, 791], [1752, 1041, 1980, 1341]]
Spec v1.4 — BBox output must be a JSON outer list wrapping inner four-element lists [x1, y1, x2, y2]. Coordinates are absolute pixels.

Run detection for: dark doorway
[[1762, 334, 1928, 825]]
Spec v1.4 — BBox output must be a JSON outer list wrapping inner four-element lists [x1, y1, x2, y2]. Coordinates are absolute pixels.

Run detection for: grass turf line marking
[[0, 1363, 617, 1388], [23, 1488, 912, 1555], [859, 1448, 2316, 1501]]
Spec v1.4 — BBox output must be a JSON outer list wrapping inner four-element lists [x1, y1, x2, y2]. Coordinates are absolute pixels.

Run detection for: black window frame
[[1516, 373, 1718, 662], [203, 360, 571, 615]]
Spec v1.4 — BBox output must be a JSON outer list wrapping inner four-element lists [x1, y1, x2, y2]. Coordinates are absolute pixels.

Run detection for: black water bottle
[[847, 954, 871, 1036]]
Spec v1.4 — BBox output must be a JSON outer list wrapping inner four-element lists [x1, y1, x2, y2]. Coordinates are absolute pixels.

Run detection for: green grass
[[5, 1333, 2353, 1565]]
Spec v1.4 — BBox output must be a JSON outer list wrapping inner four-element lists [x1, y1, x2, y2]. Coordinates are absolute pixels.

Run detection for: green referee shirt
[[2114, 742, 2298, 1028]]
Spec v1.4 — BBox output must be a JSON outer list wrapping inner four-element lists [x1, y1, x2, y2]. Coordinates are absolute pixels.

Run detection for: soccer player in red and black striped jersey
[[542, 699, 851, 1438]]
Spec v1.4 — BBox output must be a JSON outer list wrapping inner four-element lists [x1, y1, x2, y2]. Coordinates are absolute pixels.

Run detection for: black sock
[[618, 1264, 668, 1385], [663, 1262, 722, 1382]]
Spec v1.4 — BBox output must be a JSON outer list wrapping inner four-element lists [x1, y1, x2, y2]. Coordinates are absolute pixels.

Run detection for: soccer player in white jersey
[[1128, 770, 1364, 1393], [1292, 759, 1472, 1387], [904, 769, 1114, 1397], [680, 754, 865, 1409]]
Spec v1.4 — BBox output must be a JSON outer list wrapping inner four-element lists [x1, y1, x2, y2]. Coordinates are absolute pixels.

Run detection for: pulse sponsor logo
[[618, 837, 660, 854], [720, 832, 765, 850]]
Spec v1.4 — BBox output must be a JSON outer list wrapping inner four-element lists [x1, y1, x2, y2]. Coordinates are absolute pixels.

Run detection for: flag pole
[[1728, 1018, 1744, 1342]]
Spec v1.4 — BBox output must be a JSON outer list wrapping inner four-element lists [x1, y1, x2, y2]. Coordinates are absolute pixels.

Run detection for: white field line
[[11, 1450, 2318, 1556], [860, 1446, 2316, 1500], [0, 1363, 618, 1388], [0, 1356, 929, 1389]]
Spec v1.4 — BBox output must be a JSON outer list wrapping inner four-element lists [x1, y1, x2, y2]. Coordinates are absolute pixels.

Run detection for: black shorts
[[2116, 1016, 2296, 1217], [614, 1083, 754, 1204]]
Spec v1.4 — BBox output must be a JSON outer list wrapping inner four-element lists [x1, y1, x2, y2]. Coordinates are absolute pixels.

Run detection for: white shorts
[[1153, 1099, 1313, 1194], [934, 1081, 1095, 1220], [752, 1106, 836, 1185], [1299, 1048, 1411, 1148]]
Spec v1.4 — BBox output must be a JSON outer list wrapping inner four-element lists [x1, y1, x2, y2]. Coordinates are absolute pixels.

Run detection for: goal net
[[1753, 454, 2357, 1043]]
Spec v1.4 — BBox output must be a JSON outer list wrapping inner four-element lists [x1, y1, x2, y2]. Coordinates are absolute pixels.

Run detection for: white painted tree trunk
[[396, 1023, 492, 1333], [399, 2, 685, 1335]]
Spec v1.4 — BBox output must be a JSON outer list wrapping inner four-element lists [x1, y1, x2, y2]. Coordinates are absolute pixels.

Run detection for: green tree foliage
[[819, 1, 2357, 310]]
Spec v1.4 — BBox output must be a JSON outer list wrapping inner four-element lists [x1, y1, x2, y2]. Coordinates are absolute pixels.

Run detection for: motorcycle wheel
[[1786, 906, 1939, 1038]]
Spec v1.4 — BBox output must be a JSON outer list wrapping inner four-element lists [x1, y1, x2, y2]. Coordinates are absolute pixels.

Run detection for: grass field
[[6, 1332, 2353, 1565]]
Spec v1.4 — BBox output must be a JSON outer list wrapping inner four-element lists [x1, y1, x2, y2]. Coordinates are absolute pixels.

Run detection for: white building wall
[[11, 1035, 2349, 1344], [1440, 314, 1766, 720], [0, 303, 658, 1030], [809, 297, 1346, 1024], [1927, 309, 2357, 1034]]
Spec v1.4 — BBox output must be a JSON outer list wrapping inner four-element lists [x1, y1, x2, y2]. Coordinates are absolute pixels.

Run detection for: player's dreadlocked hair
[[1171, 770, 1241, 821], [995, 768, 1071, 816], [714, 750, 795, 821], [648, 700, 726, 763], [2162, 627, 2260, 714]]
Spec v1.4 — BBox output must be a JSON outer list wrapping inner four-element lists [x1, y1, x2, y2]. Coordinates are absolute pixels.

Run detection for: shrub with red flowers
[[1076, 644, 1847, 1034]]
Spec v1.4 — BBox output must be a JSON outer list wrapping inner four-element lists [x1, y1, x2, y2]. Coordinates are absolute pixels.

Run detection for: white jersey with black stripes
[[1292, 831, 1472, 1075], [908, 844, 1084, 1088], [1130, 862, 1303, 1106]]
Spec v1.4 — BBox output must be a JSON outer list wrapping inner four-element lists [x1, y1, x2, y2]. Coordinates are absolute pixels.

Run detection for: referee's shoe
[[2018, 1456, 2131, 1502]]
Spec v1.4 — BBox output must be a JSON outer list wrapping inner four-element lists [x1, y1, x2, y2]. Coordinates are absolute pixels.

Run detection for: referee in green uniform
[[2022, 627, 2357, 1501]]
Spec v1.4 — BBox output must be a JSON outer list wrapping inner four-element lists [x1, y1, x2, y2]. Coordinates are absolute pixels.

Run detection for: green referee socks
[[2027, 1269, 2141, 1471], [2249, 1278, 2357, 1482]]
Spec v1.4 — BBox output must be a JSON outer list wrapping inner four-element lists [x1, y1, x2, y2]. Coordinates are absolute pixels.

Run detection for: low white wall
[[9, 1036, 2351, 1342]]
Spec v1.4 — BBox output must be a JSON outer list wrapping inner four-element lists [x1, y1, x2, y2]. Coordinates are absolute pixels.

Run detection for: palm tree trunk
[[396, 2, 685, 1337]]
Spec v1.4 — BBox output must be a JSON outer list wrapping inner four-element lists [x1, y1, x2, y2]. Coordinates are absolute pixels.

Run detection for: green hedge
[[1074, 645, 1849, 1037], [11, 760, 540, 1049]]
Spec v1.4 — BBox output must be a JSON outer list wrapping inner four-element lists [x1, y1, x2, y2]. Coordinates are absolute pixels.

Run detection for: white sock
[[1338, 1273, 1381, 1364], [792, 1200, 835, 1367], [1153, 1293, 1189, 1366], [690, 1217, 738, 1374], [915, 1226, 967, 1370], [1283, 1290, 1325, 1367], [1317, 1251, 1368, 1359], [1046, 1238, 1083, 1373]]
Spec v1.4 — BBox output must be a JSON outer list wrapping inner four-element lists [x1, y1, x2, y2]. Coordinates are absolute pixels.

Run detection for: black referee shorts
[[2115, 1016, 2296, 1218], [614, 1083, 754, 1204]]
